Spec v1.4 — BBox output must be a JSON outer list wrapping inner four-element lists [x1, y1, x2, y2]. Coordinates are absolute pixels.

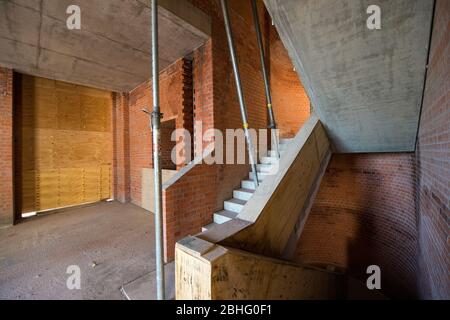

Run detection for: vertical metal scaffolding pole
[[151, 0, 165, 301], [251, 0, 280, 158], [220, 0, 259, 189]]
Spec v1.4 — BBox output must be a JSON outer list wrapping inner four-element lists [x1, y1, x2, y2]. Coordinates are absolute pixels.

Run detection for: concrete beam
[[159, 0, 211, 38], [0, 0, 210, 92]]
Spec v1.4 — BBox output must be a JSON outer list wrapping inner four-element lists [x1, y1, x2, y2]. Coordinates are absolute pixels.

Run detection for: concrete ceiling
[[265, 0, 434, 153], [0, 0, 210, 92]]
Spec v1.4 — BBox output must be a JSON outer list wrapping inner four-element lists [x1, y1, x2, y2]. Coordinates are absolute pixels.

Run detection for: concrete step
[[241, 179, 257, 190], [260, 156, 279, 165], [268, 149, 284, 157], [213, 210, 239, 224], [269, 139, 292, 153], [202, 222, 218, 232], [224, 198, 247, 213], [233, 188, 254, 201], [280, 138, 294, 145], [257, 163, 274, 173], [249, 171, 271, 181]]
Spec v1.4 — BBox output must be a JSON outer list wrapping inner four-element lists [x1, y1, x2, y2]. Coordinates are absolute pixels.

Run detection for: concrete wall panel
[[265, 0, 434, 152]]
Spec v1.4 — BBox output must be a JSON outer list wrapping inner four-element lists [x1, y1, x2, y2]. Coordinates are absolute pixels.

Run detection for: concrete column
[[113, 92, 131, 203], [0, 67, 14, 227]]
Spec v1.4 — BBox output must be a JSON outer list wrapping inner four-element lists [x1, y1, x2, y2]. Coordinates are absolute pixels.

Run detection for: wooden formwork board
[[16, 74, 113, 213]]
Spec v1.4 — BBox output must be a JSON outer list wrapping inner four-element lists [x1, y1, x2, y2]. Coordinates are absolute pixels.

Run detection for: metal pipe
[[151, 0, 165, 301], [220, 0, 259, 189], [251, 0, 280, 158]]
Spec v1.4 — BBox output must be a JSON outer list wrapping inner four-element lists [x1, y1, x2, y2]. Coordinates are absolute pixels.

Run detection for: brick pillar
[[193, 40, 214, 151], [113, 92, 131, 203], [0, 67, 14, 227], [178, 58, 194, 169]]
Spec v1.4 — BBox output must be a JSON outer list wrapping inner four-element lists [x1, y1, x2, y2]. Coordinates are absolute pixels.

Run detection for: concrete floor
[[0, 202, 156, 300]]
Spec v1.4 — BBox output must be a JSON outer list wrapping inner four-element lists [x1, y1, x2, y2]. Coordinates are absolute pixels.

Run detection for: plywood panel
[[21, 170, 38, 213], [210, 246, 342, 300], [35, 129, 56, 170], [100, 165, 112, 199], [57, 90, 82, 130], [175, 244, 213, 300], [54, 131, 112, 169], [81, 95, 111, 132], [16, 74, 113, 213], [175, 238, 343, 300], [57, 169, 76, 207], [35, 80, 58, 130], [37, 170, 60, 210]]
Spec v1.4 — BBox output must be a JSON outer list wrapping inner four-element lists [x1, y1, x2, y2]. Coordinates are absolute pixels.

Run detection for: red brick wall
[[415, 0, 450, 300], [295, 154, 418, 299], [0, 67, 14, 227], [269, 26, 310, 138], [158, 40, 218, 262], [190, 0, 311, 209], [180, 60, 194, 163], [118, 58, 193, 207], [190, 0, 270, 211], [127, 80, 152, 207], [163, 163, 218, 261], [113, 92, 131, 203], [160, 119, 177, 169]]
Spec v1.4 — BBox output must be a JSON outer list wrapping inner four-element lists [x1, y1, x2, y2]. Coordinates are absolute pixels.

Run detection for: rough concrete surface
[[121, 261, 175, 300], [265, 0, 434, 153], [0, 0, 210, 91], [0, 202, 156, 300]]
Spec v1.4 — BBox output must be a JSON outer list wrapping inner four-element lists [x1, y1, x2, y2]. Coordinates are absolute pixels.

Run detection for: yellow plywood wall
[[17, 75, 113, 213]]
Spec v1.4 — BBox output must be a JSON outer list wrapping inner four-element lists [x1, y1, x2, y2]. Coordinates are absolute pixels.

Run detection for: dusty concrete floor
[[0, 201, 155, 300]]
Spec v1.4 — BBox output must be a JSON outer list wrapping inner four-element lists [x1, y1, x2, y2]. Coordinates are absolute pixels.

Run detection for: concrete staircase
[[202, 138, 294, 232]]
